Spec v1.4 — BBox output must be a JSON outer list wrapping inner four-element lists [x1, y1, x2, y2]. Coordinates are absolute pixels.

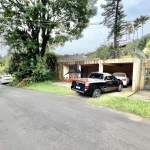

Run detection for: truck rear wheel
[[92, 89, 101, 98], [118, 84, 122, 92]]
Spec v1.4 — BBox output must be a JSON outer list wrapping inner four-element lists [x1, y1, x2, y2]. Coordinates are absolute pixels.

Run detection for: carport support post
[[77, 64, 81, 78], [132, 58, 141, 92], [63, 65, 69, 79], [98, 60, 103, 72]]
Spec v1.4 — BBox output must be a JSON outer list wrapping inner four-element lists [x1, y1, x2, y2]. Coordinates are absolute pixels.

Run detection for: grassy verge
[[88, 95, 150, 119], [24, 81, 74, 96]]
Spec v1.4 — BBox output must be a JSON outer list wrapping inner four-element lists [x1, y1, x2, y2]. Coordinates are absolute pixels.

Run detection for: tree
[[0, 0, 97, 81], [100, 0, 126, 57], [133, 18, 141, 39], [0, 0, 97, 58], [0, 55, 2, 66], [139, 15, 150, 37], [126, 22, 133, 42]]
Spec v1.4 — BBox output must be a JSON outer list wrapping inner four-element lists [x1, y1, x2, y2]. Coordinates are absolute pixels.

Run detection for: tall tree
[[0, 0, 97, 58], [139, 15, 150, 37], [133, 18, 141, 39], [0, 55, 2, 66], [126, 22, 133, 42], [100, 0, 126, 57]]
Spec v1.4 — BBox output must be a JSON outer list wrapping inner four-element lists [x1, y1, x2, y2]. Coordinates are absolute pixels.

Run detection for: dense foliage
[[8, 52, 58, 82], [138, 34, 150, 50], [93, 44, 121, 60], [94, 34, 150, 59], [0, 54, 9, 74]]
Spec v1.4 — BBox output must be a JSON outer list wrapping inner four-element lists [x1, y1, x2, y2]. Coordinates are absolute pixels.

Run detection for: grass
[[88, 95, 150, 119], [24, 81, 74, 96], [15, 80, 150, 119]]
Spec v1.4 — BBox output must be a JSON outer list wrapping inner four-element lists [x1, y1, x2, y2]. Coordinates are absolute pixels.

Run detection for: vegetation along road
[[0, 85, 150, 150]]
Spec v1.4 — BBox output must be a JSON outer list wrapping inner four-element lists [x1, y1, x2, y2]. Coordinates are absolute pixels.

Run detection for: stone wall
[[140, 59, 150, 90]]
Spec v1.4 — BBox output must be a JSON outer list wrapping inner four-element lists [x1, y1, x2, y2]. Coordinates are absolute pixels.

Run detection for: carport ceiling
[[103, 63, 133, 66], [81, 64, 99, 66]]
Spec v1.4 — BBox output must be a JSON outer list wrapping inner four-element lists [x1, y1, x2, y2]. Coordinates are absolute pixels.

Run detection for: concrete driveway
[[53, 82, 134, 97], [53, 82, 150, 100], [1, 85, 150, 150], [130, 90, 150, 100]]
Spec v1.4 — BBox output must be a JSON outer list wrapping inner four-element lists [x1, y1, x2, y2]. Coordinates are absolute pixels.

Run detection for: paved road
[[0, 85, 150, 150]]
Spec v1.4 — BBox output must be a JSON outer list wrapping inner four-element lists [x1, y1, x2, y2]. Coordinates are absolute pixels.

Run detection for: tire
[[118, 84, 122, 92], [92, 89, 101, 98]]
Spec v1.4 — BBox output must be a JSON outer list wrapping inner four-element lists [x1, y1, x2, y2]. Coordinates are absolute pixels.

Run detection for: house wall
[[68, 65, 77, 78], [81, 65, 99, 78], [140, 59, 150, 90], [87, 65, 99, 76], [63, 65, 69, 79], [81, 66, 88, 78]]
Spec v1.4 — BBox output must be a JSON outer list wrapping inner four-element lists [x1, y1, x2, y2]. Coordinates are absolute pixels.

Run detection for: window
[[105, 76, 113, 80], [89, 73, 104, 79]]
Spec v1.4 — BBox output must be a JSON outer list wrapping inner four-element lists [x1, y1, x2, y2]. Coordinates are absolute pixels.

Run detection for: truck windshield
[[89, 73, 104, 79]]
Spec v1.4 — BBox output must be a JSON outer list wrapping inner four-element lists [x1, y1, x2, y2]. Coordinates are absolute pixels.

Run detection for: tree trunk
[[41, 37, 49, 57], [113, 1, 119, 58], [133, 30, 135, 40], [142, 23, 143, 37]]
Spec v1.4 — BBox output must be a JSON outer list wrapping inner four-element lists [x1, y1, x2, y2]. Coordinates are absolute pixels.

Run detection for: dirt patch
[[126, 113, 143, 122], [52, 82, 71, 88]]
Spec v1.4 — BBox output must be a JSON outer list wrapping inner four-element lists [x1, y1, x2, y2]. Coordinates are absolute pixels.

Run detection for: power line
[[1, 17, 150, 25]]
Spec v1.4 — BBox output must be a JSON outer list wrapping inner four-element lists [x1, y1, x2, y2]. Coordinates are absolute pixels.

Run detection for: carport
[[61, 59, 100, 80], [103, 63, 133, 85], [99, 58, 142, 92], [60, 57, 142, 92]]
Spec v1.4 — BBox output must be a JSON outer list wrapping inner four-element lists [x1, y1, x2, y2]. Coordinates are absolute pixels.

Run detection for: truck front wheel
[[92, 89, 101, 98]]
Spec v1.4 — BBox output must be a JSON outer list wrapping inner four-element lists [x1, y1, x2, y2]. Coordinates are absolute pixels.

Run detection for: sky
[[0, 0, 150, 56], [54, 0, 150, 55]]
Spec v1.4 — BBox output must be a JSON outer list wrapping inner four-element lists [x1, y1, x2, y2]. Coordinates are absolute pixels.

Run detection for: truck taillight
[[85, 82, 89, 89], [122, 78, 126, 81]]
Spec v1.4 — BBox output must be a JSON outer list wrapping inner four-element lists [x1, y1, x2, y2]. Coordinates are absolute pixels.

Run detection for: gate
[[145, 69, 150, 90]]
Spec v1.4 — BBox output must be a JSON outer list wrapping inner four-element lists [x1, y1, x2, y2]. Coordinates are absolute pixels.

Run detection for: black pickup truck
[[71, 72, 123, 98]]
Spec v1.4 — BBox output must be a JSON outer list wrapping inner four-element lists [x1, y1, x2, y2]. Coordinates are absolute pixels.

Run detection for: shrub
[[93, 44, 121, 60], [7, 52, 58, 83]]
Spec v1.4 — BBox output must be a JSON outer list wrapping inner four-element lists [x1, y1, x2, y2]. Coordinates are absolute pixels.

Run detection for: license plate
[[76, 86, 80, 89]]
